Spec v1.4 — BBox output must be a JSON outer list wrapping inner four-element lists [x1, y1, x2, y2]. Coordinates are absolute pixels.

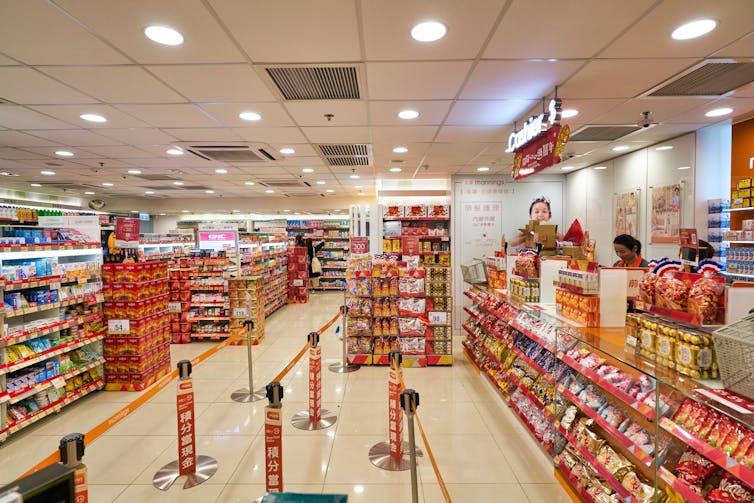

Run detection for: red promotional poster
[[115, 217, 140, 242], [350, 236, 369, 254], [512, 124, 571, 180], [176, 380, 196, 476], [264, 407, 283, 493], [388, 368, 403, 459], [74, 466, 88, 503], [309, 346, 322, 422]]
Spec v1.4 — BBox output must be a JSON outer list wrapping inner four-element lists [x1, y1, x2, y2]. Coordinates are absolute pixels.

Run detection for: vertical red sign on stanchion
[[264, 381, 284, 493], [177, 379, 196, 476], [309, 345, 322, 423], [388, 367, 403, 460]]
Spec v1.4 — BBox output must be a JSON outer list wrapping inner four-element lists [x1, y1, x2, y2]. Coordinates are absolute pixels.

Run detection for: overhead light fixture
[[561, 109, 579, 119], [358, 192, 365, 196], [612, 145, 630, 152], [205, 190, 215, 194], [316, 180, 326, 185], [102, 182, 114, 186], [705, 107, 733, 117], [671, 19, 717, 40], [84, 190, 95, 194], [244, 181, 255, 186], [127, 169, 142, 175], [283, 209, 291, 213], [398, 109, 419, 120], [144, 25, 184, 45], [40, 170, 56, 176], [593, 166, 607, 170], [130, 210, 139, 214], [349, 174, 360, 179], [279, 148, 295, 155], [560, 166, 574, 171], [215, 168, 228, 174], [181, 210, 190, 213], [411, 21, 447, 42], [326, 189, 334, 193], [302, 168, 314, 173], [159, 213, 166, 216], [239, 111, 262, 121], [145, 190, 155, 195], [678, 166, 691, 170], [392, 146, 408, 154], [55, 150, 74, 157], [265, 189, 274, 194], [31, 183, 42, 187], [477, 166, 490, 172], [354, 185, 363, 189], [389, 167, 402, 173], [80, 113, 107, 123], [173, 181, 184, 186], [656, 145, 673, 151], [166, 148, 184, 156]]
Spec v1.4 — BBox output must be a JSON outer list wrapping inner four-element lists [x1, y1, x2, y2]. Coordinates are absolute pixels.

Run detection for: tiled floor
[[0, 291, 571, 502]]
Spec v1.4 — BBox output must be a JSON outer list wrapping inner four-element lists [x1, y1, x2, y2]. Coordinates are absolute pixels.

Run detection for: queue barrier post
[[400, 389, 421, 503], [291, 332, 337, 430], [59, 433, 87, 503], [328, 305, 359, 374], [231, 320, 267, 402], [264, 382, 285, 494], [153, 360, 218, 490]]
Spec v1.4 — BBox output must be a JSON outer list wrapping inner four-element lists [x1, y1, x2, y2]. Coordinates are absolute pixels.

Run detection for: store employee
[[612, 234, 649, 268]]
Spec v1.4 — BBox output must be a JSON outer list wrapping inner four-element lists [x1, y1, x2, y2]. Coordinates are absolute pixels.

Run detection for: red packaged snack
[[733, 429, 754, 462], [683, 402, 709, 432], [689, 275, 724, 324], [699, 409, 722, 439], [638, 272, 658, 303], [722, 424, 748, 457], [743, 443, 754, 469], [674, 399, 696, 425], [707, 473, 754, 503], [674, 447, 719, 488], [709, 416, 736, 449]]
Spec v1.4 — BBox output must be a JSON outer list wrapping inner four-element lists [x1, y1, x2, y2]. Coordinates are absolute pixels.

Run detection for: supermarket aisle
[[0, 292, 570, 503]]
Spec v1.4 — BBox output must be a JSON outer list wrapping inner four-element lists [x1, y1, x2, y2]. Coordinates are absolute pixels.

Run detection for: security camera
[[637, 111, 655, 129]]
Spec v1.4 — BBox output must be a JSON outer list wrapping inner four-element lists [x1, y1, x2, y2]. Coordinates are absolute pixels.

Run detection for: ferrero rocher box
[[228, 276, 265, 344]]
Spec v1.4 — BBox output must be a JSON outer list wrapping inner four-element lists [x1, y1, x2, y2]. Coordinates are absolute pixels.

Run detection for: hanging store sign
[[512, 123, 571, 180], [506, 98, 562, 153]]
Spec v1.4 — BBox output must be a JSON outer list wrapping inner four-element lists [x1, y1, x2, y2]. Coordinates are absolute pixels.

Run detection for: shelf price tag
[[108, 319, 130, 335], [169, 302, 182, 313], [52, 376, 66, 389], [233, 307, 248, 318]]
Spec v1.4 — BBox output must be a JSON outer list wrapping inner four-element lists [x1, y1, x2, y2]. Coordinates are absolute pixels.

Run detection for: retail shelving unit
[[462, 284, 754, 502], [317, 220, 350, 290], [187, 257, 231, 340], [0, 241, 105, 441], [137, 234, 194, 263], [381, 205, 451, 268], [239, 242, 288, 317]]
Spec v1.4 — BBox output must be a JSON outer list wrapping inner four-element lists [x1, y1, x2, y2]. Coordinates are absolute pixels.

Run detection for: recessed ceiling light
[[326, 189, 334, 193], [398, 109, 419, 120], [561, 166, 574, 171], [130, 210, 139, 214], [678, 166, 691, 170], [84, 191, 95, 195], [477, 166, 490, 172], [80, 113, 107, 123], [40, 170, 56, 176], [358, 192, 365, 196], [316, 180, 326, 185], [159, 213, 166, 216], [354, 185, 363, 189], [656, 145, 673, 151], [244, 181, 255, 186], [127, 169, 142, 175], [265, 189, 274, 194], [411, 21, 447, 42], [173, 181, 184, 186], [205, 190, 215, 194], [302, 168, 314, 173], [561, 109, 579, 119], [31, 183, 42, 187], [166, 148, 184, 156], [593, 166, 607, 170], [145, 190, 155, 195], [55, 150, 74, 157], [279, 148, 295, 155], [389, 167, 402, 173], [239, 111, 262, 121], [671, 19, 717, 40], [349, 174, 360, 179], [705, 107, 733, 117], [215, 168, 228, 174], [612, 145, 630, 152], [283, 209, 291, 213], [181, 210, 190, 213], [102, 182, 114, 186], [144, 25, 184, 45], [392, 146, 408, 154]]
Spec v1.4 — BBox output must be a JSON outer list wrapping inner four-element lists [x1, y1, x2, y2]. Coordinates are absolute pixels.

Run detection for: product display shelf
[[555, 456, 599, 503], [1, 313, 103, 347], [0, 332, 105, 376], [3, 358, 105, 404], [187, 259, 230, 338], [656, 466, 707, 503], [508, 394, 555, 454]]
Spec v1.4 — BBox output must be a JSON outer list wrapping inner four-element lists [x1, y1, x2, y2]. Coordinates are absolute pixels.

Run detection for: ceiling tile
[[0, 107, 76, 130], [362, 0, 503, 60], [284, 101, 368, 127], [234, 127, 308, 144], [369, 126, 438, 143], [0, 0, 130, 65], [368, 101, 451, 126], [199, 103, 294, 128], [367, 62, 472, 100], [715, 32, 754, 58], [594, 97, 714, 124], [162, 128, 242, 142], [95, 128, 179, 145], [602, 0, 754, 58], [29, 129, 124, 146], [461, 60, 584, 100], [30, 105, 150, 129], [299, 127, 370, 144], [425, 143, 489, 164], [115, 104, 221, 128], [559, 59, 697, 99], [670, 97, 754, 123], [435, 125, 511, 143], [208, 0, 360, 62], [17, 146, 96, 159], [485, 0, 654, 59], [446, 100, 539, 125], [41, 66, 186, 103], [0, 148, 48, 160], [0, 131, 63, 148], [147, 65, 276, 102], [0, 54, 20, 65], [55, 0, 246, 64], [77, 145, 154, 158], [0, 67, 96, 104]]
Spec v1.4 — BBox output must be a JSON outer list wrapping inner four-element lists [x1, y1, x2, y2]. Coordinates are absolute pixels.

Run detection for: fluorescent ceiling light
[[173, 181, 184, 186], [561, 109, 579, 119], [244, 181, 255, 186], [593, 166, 607, 170], [145, 191, 155, 195], [102, 182, 114, 186], [182, 210, 190, 213], [672, 19, 717, 40], [302, 168, 314, 173], [411, 21, 447, 42], [560, 166, 574, 171], [40, 170, 56, 176], [279, 148, 295, 155], [678, 166, 691, 170], [130, 210, 139, 214], [392, 146, 408, 153], [127, 169, 142, 174], [316, 180, 326, 185], [705, 107, 733, 117], [215, 168, 228, 174], [144, 25, 184, 45], [612, 145, 630, 152], [398, 109, 419, 120], [239, 111, 262, 121], [159, 213, 166, 216], [84, 191, 95, 195], [31, 183, 42, 187], [205, 190, 214, 194], [80, 113, 106, 123], [354, 185, 363, 189], [166, 148, 184, 156], [656, 145, 673, 151], [349, 174, 360, 179], [477, 166, 490, 172], [326, 189, 334, 193], [265, 189, 274, 194], [55, 150, 74, 157], [389, 167, 402, 173]]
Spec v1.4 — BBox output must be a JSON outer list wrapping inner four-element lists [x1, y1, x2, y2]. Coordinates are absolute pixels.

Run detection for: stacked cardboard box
[[228, 276, 265, 344], [424, 265, 452, 360], [168, 262, 193, 344], [288, 246, 308, 303]]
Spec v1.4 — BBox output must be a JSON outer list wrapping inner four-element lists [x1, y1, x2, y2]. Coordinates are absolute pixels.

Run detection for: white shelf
[[722, 271, 754, 279], [724, 207, 754, 212], [724, 240, 754, 244], [0, 248, 101, 260]]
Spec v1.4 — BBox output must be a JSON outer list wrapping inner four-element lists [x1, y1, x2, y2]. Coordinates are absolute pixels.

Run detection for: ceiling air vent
[[569, 125, 642, 142], [259, 179, 312, 188], [182, 144, 277, 162], [316, 144, 372, 167], [647, 60, 754, 97], [265, 66, 360, 100]]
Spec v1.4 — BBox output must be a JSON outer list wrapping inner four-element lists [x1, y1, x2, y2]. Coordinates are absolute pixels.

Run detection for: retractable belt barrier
[[18, 309, 343, 481]]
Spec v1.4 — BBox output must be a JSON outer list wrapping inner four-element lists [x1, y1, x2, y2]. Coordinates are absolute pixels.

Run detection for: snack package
[[707, 473, 754, 503], [399, 297, 426, 316], [656, 272, 689, 311], [688, 274, 724, 324], [638, 272, 658, 303], [674, 447, 719, 489]]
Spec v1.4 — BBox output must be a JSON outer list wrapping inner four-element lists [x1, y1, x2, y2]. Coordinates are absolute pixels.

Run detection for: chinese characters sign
[[309, 346, 322, 422], [265, 407, 283, 492], [512, 124, 571, 180], [388, 368, 403, 459], [176, 380, 196, 476]]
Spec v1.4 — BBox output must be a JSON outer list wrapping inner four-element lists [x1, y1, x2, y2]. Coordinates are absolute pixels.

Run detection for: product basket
[[713, 313, 754, 400], [461, 259, 487, 285]]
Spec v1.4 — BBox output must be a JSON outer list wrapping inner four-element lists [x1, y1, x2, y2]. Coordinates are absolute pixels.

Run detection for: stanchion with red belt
[[329, 304, 359, 374], [153, 360, 218, 490], [264, 381, 285, 494], [291, 332, 338, 430], [368, 350, 422, 471], [59, 433, 87, 503]]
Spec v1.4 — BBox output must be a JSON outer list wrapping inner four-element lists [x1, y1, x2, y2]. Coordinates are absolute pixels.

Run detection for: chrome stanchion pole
[[329, 304, 359, 373], [292, 332, 337, 430], [400, 389, 420, 503], [231, 320, 266, 402]]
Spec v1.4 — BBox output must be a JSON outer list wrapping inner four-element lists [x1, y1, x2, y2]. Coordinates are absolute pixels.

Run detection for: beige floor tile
[[280, 371, 349, 403], [188, 361, 249, 381], [0, 434, 61, 483], [193, 401, 265, 437], [85, 435, 174, 484], [104, 402, 210, 436], [413, 401, 491, 435], [88, 484, 128, 502], [336, 402, 389, 436], [217, 484, 322, 502], [495, 433, 559, 484], [113, 482, 224, 502], [149, 379, 235, 404], [325, 435, 413, 485], [344, 377, 393, 403], [278, 401, 342, 436], [323, 483, 418, 503], [521, 482, 573, 503], [416, 434, 518, 484], [423, 482, 532, 503], [21, 398, 124, 437]]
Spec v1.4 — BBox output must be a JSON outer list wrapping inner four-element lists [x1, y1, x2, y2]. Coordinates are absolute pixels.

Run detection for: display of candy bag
[[688, 274, 724, 324]]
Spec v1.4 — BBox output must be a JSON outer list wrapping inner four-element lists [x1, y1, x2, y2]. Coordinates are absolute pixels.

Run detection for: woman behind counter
[[612, 234, 649, 268]]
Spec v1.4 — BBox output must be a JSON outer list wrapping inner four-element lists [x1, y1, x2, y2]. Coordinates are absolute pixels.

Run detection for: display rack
[[288, 246, 308, 303], [239, 242, 288, 316], [137, 234, 194, 263], [186, 256, 231, 340], [462, 284, 754, 502], [317, 220, 349, 290], [382, 204, 451, 268], [168, 263, 193, 344], [0, 236, 105, 440], [228, 276, 265, 344]]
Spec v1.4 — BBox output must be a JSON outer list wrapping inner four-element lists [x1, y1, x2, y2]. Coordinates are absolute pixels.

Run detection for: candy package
[[399, 297, 426, 316], [346, 316, 372, 337], [674, 447, 719, 489], [596, 444, 631, 474], [688, 275, 724, 324], [655, 272, 689, 311], [638, 272, 658, 303], [707, 473, 754, 503], [398, 317, 426, 337]]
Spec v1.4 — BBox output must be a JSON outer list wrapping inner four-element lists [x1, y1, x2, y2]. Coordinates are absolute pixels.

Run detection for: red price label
[[309, 346, 322, 422], [350, 237, 369, 254]]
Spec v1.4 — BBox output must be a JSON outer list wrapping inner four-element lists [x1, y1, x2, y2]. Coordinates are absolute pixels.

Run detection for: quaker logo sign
[[509, 98, 571, 180]]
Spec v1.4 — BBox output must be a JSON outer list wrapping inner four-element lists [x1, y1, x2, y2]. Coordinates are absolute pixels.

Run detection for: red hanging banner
[[176, 380, 196, 476], [388, 368, 403, 459], [309, 346, 322, 422], [350, 236, 369, 254], [115, 217, 140, 242], [512, 124, 571, 180], [264, 407, 283, 493]]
